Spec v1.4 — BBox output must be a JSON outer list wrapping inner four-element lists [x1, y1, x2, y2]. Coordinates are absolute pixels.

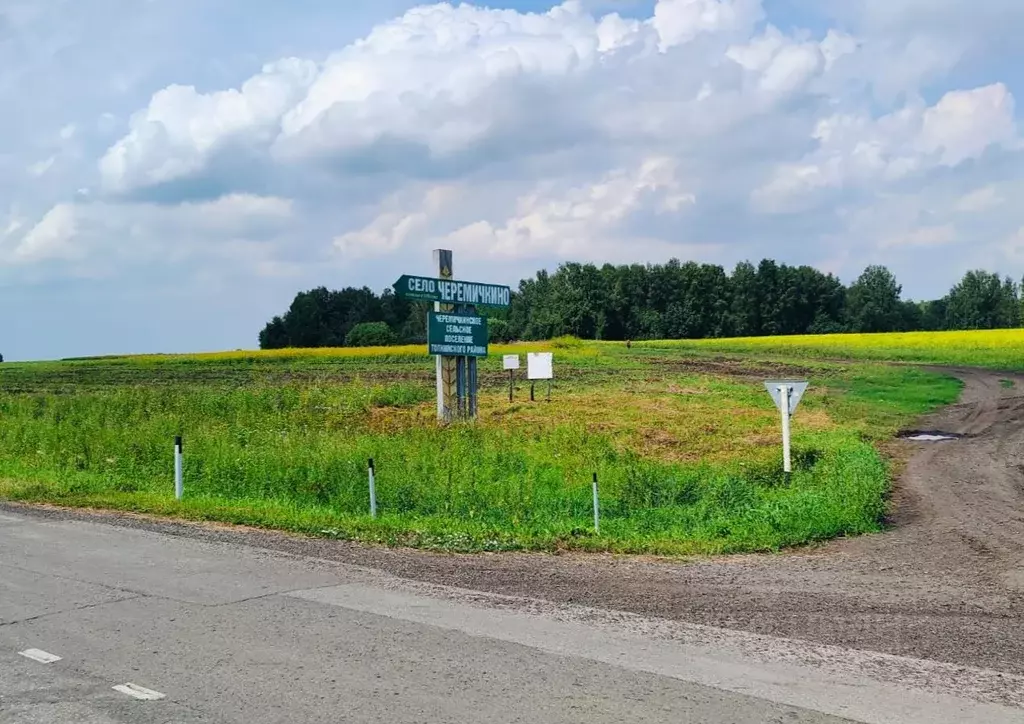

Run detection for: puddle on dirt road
[[898, 430, 963, 442]]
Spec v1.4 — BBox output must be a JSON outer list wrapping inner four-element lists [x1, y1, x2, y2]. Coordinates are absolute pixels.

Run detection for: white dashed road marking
[[113, 683, 166, 701], [18, 649, 62, 664]]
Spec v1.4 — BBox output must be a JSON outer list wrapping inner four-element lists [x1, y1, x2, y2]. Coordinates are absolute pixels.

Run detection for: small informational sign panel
[[395, 275, 512, 308], [428, 312, 488, 357], [503, 355, 520, 370], [527, 352, 554, 381], [764, 380, 809, 417]]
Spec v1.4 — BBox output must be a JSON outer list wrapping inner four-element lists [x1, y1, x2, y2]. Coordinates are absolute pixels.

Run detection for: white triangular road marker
[[764, 380, 809, 417]]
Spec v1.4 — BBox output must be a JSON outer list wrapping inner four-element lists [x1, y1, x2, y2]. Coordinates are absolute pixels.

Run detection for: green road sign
[[428, 312, 489, 357], [395, 275, 511, 308]]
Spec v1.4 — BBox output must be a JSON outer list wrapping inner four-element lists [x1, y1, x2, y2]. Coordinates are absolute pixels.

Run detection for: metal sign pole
[[468, 356, 478, 418], [434, 250, 457, 423], [779, 385, 792, 474], [460, 301, 478, 419], [764, 380, 808, 476], [456, 355, 466, 418]]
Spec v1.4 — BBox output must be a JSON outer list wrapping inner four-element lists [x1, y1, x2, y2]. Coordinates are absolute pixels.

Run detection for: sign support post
[[174, 436, 183, 501], [368, 458, 377, 518], [779, 385, 792, 474], [434, 250, 457, 423], [468, 357, 478, 417], [764, 380, 809, 476], [503, 355, 520, 404]]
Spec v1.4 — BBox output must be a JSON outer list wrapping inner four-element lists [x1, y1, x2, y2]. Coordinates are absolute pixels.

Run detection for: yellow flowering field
[[642, 329, 1024, 370]]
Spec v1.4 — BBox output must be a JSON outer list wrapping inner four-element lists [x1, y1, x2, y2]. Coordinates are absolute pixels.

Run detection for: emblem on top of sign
[[764, 380, 809, 417]]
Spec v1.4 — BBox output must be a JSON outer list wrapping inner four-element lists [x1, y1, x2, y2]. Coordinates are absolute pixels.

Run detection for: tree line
[[258, 260, 1024, 348]]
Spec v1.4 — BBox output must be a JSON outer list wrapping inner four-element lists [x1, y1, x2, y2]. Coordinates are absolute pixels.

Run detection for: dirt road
[[5, 367, 1024, 675]]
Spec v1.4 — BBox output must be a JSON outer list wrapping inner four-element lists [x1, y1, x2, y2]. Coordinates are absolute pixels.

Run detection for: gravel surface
[[5, 367, 1023, 675]]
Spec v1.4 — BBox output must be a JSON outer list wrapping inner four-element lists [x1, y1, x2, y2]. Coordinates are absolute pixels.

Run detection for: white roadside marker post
[[174, 436, 183, 501], [592, 472, 600, 534], [368, 458, 377, 519], [779, 385, 792, 474], [764, 380, 809, 478]]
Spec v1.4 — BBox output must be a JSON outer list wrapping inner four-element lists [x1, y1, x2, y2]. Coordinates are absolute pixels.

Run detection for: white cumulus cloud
[[11, 204, 78, 263], [3, 0, 1024, 359], [99, 59, 319, 193], [754, 84, 1020, 213]]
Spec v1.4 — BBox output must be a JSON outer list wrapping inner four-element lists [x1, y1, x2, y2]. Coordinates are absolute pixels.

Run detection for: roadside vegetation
[[0, 338, 964, 554]]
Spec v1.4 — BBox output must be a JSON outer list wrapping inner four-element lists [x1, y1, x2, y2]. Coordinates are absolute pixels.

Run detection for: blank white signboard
[[503, 355, 521, 371], [527, 352, 553, 380]]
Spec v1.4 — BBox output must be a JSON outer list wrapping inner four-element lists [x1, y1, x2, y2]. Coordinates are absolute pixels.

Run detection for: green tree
[[919, 299, 948, 331], [258, 316, 289, 349], [846, 266, 904, 333], [509, 270, 560, 340], [945, 271, 1020, 329], [755, 259, 785, 335], [729, 261, 760, 337], [379, 289, 412, 337], [550, 262, 608, 339], [345, 322, 398, 347], [805, 267, 847, 333], [259, 286, 396, 349], [489, 318, 512, 343], [898, 300, 924, 332]]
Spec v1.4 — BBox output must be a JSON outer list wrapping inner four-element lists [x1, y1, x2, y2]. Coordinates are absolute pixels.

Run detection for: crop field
[[645, 328, 1024, 370], [0, 332, 983, 555]]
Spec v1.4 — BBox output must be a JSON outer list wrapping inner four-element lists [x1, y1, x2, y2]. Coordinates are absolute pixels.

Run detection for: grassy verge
[[0, 345, 961, 554]]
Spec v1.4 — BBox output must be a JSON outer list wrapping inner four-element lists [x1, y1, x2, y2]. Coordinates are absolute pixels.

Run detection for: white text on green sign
[[438, 314, 480, 344], [396, 275, 511, 308], [427, 312, 489, 357]]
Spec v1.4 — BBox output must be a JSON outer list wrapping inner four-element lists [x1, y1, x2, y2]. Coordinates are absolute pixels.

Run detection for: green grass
[[0, 344, 962, 554]]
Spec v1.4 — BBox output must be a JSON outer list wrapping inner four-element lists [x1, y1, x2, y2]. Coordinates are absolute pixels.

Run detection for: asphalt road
[[3, 511, 1023, 723]]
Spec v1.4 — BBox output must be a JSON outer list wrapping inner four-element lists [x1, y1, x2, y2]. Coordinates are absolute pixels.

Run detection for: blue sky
[[2, 0, 1023, 360]]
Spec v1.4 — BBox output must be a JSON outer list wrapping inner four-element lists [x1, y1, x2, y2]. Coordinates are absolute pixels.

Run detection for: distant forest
[[258, 260, 1024, 348]]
